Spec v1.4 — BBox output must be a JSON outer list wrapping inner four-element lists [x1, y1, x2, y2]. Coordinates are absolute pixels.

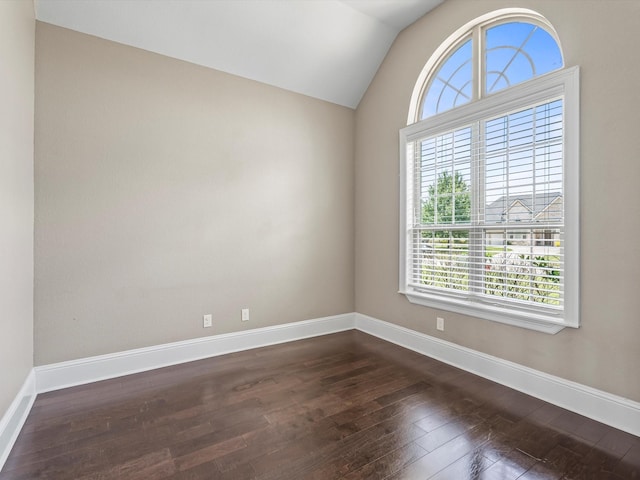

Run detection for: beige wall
[[0, 1, 35, 415], [35, 23, 355, 364], [30, 0, 640, 404], [355, 0, 640, 402]]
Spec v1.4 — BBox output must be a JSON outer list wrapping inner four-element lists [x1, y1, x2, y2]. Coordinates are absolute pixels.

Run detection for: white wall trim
[[34, 313, 355, 394], [355, 313, 640, 437], [0, 370, 36, 472], [4, 310, 638, 472]]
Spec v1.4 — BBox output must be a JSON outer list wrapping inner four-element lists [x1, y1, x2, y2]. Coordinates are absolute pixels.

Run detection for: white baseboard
[[0, 370, 36, 472], [4, 310, 637, 473], [35, 312, 355, 393], [355, 313, 640, 437]]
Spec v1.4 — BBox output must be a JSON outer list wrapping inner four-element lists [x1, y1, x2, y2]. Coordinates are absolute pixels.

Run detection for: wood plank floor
[[2, 331, 639, 479]]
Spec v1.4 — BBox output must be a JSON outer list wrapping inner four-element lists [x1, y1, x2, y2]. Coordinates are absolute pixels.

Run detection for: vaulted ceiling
[[34, 0, 443, 108]]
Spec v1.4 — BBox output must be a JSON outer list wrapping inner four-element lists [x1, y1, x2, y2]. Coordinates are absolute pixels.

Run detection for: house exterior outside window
[[399, 9, 579, 333]]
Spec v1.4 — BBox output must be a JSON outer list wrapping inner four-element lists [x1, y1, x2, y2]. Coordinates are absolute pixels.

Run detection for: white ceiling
[[34, 0, 443, 108]]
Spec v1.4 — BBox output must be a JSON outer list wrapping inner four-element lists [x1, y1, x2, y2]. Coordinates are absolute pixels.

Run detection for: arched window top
[[411, 9, 564, 123], [485, 21, 563, 95]]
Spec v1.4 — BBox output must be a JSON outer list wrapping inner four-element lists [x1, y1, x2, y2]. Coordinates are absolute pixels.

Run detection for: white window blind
[[401, 65, 579, 332], [408, 98, 564, 316]]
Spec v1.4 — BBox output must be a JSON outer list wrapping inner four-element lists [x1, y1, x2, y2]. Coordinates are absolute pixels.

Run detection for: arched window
[[399, 9, 579, 333]]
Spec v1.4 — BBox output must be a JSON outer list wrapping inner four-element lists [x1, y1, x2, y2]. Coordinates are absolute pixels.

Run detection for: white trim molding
[[355, 313, 640, 437], [0, 370, 36, 472], [35, 313, 355, 393], [3, 311, 639, 473]]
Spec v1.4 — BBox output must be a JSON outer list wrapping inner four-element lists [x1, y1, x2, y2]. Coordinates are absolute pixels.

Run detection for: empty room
[[1, 0, 639, 478]]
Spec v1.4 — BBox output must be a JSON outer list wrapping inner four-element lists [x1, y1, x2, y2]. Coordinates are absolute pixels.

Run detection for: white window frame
[[399, 62, 580, 334]]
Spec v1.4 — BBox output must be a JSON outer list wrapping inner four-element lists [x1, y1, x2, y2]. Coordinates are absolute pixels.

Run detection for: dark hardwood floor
[[1, 330, 639, 479]]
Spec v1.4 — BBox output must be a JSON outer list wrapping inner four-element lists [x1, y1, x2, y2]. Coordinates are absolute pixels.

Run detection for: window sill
[[400, 290, 572, 334]]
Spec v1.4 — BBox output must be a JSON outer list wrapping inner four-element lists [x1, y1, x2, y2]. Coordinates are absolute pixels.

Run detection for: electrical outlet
[[241, 308, 250, 322], [203, 314, 212, 328], [436, 317, 444, 331]]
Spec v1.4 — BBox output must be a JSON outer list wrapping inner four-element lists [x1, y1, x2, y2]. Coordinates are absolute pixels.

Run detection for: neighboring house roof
[[485, 193, 562, 223]]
